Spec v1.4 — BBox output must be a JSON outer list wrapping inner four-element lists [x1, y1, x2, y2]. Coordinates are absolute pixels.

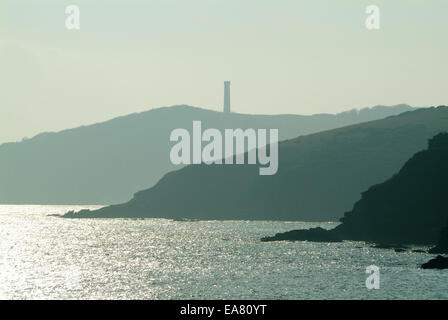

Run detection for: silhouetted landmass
[[0, 104, 412, 205], [64, 106, 448, 222], [429, 225, 448, 254], [421, 256, 448, 269], [263, 132, 448, 245]]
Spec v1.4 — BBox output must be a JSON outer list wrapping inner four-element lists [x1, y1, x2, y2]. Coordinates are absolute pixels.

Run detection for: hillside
[[0, 104, 412, 205], [263, 132, 448, 245], [64, 106, 448, 221]]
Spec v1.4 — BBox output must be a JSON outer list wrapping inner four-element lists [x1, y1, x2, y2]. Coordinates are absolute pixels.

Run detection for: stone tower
[[223, 81, 231, 113]]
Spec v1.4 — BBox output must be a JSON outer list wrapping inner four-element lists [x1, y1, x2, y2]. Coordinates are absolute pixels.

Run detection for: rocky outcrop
[[421, 255, 448, 269], [262, 132, 448, 245], [261, 227, 342, 242]]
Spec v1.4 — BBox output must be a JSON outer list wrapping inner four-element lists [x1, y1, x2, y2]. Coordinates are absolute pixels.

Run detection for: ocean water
[[0, 205, 447, 300]]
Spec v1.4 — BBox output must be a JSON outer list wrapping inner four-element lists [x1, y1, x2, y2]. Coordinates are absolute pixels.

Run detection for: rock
[[421, 255, 448, 269], [261, 227, 342, 242]]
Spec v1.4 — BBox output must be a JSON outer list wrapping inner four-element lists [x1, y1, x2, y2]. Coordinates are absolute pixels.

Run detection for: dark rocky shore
[[261, 227, 342, 242], [262, 133, 448, 250], [421, 255, 448, 269]]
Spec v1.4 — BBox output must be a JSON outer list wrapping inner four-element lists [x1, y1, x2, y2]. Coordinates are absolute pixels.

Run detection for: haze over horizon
[[1, 0, 447, 144]]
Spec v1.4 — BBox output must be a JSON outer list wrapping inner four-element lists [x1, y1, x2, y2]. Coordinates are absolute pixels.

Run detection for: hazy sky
[[1, 0, 447, 143]]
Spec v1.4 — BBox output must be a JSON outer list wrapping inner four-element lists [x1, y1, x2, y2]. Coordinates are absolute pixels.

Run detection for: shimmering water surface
[[0, 205, 447, 299]]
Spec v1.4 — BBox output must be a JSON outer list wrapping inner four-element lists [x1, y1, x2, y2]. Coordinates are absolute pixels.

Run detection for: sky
[[1, 0, 447, 143]]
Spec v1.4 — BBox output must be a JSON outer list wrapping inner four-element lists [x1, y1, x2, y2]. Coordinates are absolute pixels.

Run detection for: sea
[[0, 205, 447, 300]]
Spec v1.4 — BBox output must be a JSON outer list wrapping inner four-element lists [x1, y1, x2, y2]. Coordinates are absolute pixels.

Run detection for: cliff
[[263, 132, 448, 245]]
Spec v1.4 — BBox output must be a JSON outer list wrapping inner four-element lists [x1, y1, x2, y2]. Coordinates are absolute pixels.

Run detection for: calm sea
[[0, 205, 446, 299]]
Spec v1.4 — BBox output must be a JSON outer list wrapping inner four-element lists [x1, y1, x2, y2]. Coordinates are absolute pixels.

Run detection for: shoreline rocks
[[421, 255, 448, 269], [261, 227, 342, 242], [261, 133, 448, 247]]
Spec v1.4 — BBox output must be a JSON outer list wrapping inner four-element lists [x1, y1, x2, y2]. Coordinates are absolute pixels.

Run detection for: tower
[[223, 81, 231, 113]]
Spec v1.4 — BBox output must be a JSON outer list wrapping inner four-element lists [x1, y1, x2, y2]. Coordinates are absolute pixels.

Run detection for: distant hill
[[0, 104, 413, 205], [263, 132, 448, 245], [64, 106, 448, 220]]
